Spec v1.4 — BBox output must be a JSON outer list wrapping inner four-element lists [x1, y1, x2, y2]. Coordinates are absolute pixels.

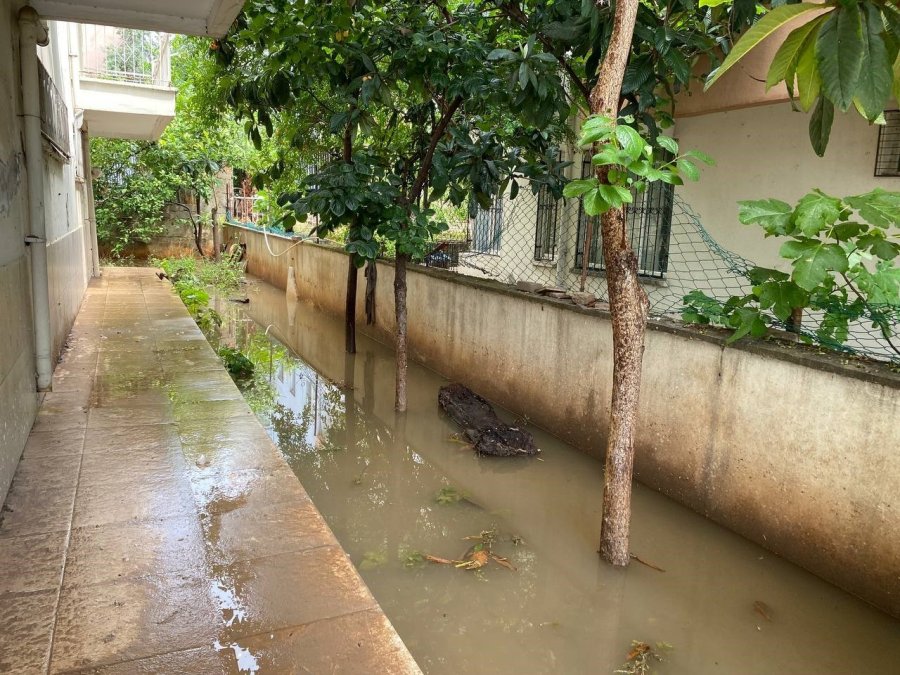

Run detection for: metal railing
[[231, 195, 263, 225], [79, 25, 171, 87], [38, 61, 70, 160]]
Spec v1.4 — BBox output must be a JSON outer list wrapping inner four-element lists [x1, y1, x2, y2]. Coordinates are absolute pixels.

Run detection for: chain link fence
[[418, 186, 899, 365]]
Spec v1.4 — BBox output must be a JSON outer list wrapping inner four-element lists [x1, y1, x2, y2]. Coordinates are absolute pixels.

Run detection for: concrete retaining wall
[[225, 224, 900, 617]]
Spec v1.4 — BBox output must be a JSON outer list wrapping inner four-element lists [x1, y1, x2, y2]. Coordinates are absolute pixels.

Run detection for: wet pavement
[[0, 268, 420, 674]]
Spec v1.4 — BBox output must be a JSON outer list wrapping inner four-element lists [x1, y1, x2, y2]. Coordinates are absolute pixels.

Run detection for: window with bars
[[534, 185, 559, 261], [472, 198, 503, 254], [875, 110, 900, 177], [574, 155, 674, 279]]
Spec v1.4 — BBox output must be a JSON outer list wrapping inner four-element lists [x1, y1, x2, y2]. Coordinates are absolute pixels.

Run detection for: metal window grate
[[875, 110, 900, 177], [38, 61, 70, 160], [471, 198, 503, 254], [534, 184, 559, 261], [574, 155, 674, 278]]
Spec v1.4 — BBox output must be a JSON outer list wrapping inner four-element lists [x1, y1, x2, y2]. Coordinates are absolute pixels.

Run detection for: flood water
[[212, 278, 900, 674]]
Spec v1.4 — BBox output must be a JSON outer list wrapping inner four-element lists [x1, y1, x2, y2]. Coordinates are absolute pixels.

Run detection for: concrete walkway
[[0, 268, 420, 674]]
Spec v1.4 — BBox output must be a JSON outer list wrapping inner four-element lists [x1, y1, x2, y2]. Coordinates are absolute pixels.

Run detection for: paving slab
[[0, 268, 421, 674]]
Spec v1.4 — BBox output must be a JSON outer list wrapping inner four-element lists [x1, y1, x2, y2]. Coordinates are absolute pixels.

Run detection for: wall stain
[[0, 153, 23, 217]]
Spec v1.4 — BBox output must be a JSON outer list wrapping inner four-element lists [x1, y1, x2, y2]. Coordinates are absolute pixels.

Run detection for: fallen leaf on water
[[753, 600, 773, 622], [425, 555, 454, 565], [491, 554, 516, 571]]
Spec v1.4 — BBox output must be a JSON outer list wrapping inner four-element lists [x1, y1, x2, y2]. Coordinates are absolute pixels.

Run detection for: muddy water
[[213, 279, 900, 674]]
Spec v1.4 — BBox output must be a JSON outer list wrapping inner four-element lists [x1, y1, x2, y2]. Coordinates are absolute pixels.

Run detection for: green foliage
[[218, 347, 255, 379], [157, 256, 248, 334], [92, 36, 262, 257], [564, 114, 713, 217], [705, 1, 900, 156], [683, 189, 900, 357], [214, 0, 575, 268]]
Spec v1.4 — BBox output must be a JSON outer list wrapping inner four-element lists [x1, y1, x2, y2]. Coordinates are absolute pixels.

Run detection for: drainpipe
[[80, 126, 101, 276], [19, 7, 53, 391]]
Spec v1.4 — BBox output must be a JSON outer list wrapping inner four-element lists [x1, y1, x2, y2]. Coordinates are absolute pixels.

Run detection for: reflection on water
[[211, 281, 900, 674]]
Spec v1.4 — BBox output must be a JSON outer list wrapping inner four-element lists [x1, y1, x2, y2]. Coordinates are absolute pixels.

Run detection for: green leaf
[[684, 149, 715, 165], [793, 190, 841, 236], [766, 17, 825, 90], [853, 261, 900, 304], [845, 189, 900, 228], [794, 30, 821, 112], [781, 240, 849, 290], [853, 5, 893, 121], [726, 308, 769, 343], [747, 266, 790, 284], [817, 5, 865, 111], [598, 184, 633, 207], [563, 178, 596, 198], [705, 3, 824, 90], [583, 188, 609, 216], [614, 126, 646, 162], [487, 49, 516, 61], [676, 158, 700, 182], [656, 135, 679, 154], [738, 198, 794, 235], [754, 280, 809, 321], [808, 96, 834, 157]]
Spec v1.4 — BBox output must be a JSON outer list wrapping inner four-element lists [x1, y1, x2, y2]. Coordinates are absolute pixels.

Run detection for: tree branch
[[406, 95, 463, 206]]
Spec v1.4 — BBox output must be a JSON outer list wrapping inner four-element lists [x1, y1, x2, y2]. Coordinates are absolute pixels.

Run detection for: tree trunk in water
[[394, 252, 408, 412], [342, 120, 357, 355], [588, 0, 646, 567], [345, 258, 358, 354], [211, 206, 220, 262]]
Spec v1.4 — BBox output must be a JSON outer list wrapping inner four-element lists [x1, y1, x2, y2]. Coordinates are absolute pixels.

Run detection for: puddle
[[206, 280, 900, 674]]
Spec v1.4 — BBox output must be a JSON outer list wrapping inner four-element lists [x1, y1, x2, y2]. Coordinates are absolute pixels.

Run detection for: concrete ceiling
[[29, 0, 244, 36]]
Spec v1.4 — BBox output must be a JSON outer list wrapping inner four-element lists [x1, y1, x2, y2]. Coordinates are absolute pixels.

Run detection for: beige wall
[[674, 101, 900, 270], [227, 225, 900, 617]]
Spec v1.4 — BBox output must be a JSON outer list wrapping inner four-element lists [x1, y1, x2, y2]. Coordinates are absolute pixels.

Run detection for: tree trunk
[[394, 252, 409, 412], [343, 120, 357, 354], [211, 205, 220, 261], [589, 0, 646, 567], [345, 258, 358, 354]]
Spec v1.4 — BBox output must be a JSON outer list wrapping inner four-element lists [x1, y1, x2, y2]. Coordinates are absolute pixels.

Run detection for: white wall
[[0, 3, 91, 502], [674, 101, 900, 270], [0, 0, 39, 503]]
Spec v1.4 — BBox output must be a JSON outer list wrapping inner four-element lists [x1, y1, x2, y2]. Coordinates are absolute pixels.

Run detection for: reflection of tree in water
[[214, 308, 558, 670]]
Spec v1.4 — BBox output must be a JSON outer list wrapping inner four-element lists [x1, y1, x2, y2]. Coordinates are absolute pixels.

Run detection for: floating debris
[[615, 641, 673, 675], [753, 600, 773, 622], [425, 530, 516, 572]]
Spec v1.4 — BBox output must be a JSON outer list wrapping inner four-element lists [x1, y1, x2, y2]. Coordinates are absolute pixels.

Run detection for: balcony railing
[[79, 25, 171, 87], [38, 60, 71, 160]]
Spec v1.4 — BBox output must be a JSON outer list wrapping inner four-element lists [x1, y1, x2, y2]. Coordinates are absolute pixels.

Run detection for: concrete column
[[80, 126, 101, 277]]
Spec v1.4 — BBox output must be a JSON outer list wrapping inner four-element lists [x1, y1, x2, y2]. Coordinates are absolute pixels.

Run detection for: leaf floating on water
[[425, 554, 455, 565], [615, 640, 673, 675], [490, 554, 516, 571], [753, 600, 773, 622]]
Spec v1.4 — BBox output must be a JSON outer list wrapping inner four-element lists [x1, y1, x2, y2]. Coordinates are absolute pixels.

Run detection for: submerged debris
[[438, 383, 539, 457], [615, 641, 673, 675], [434, 486, 466, 505]]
